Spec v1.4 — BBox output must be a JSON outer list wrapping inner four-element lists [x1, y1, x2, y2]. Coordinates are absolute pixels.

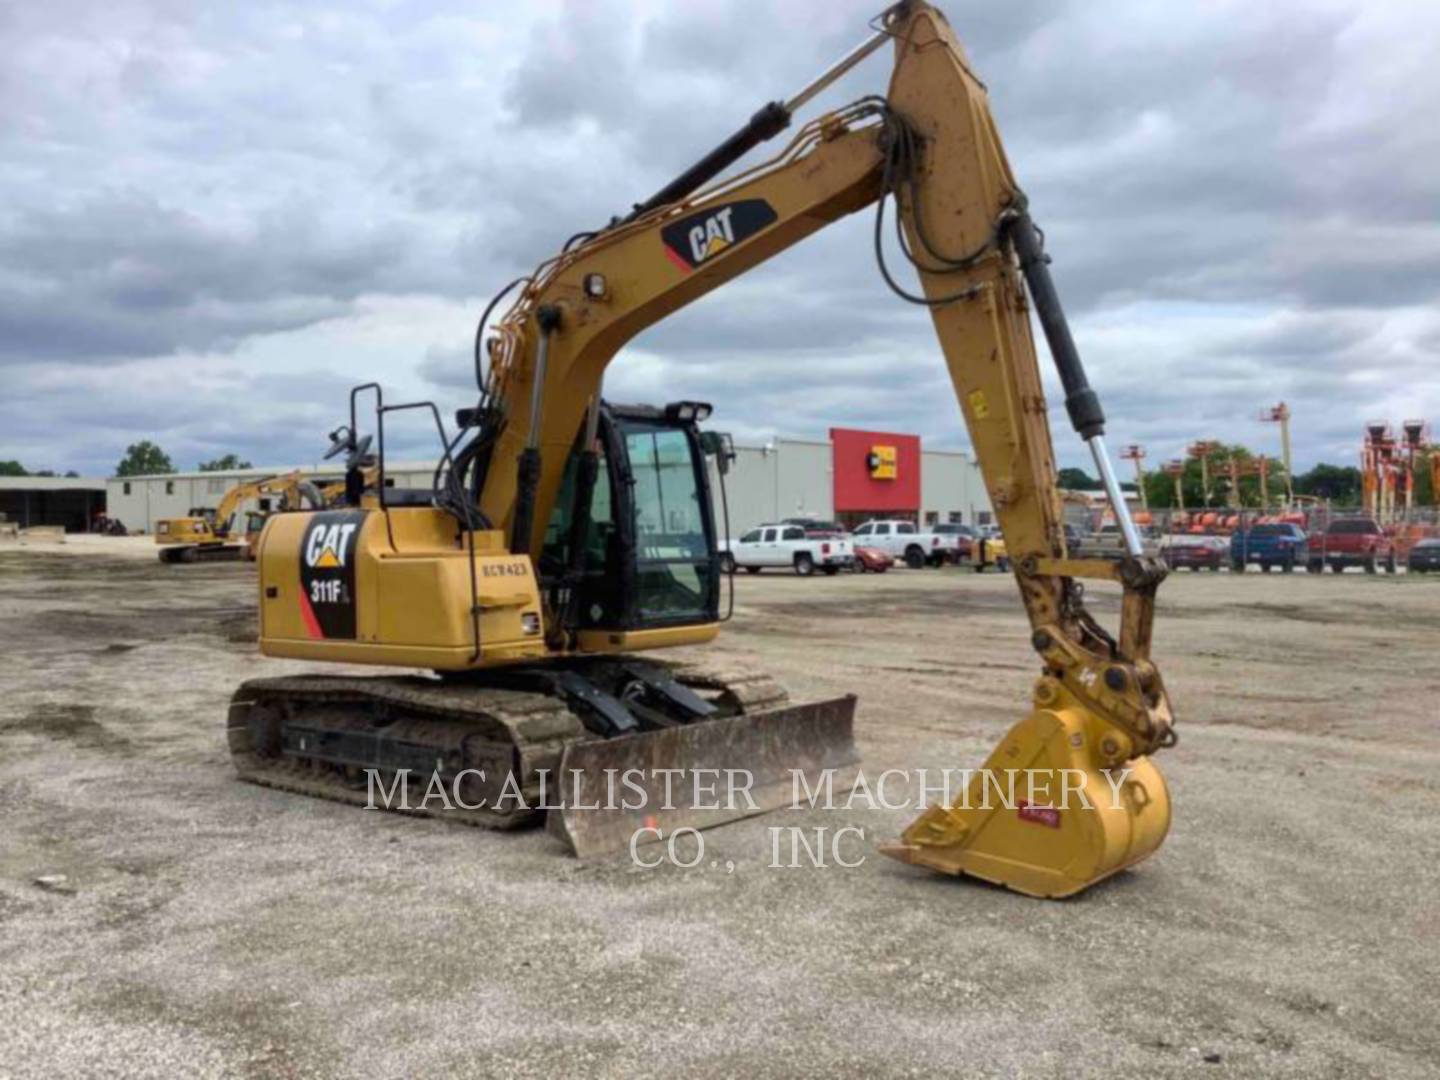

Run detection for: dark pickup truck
[[1309, 517, 1397, 574], [1230, 523, 1309, 572]]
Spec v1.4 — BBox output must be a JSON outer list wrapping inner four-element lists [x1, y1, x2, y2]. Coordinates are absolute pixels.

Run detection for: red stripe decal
[[1017, 799, 1061, 828], [663, 244, 693, 273], [297, 589, 325, 640]]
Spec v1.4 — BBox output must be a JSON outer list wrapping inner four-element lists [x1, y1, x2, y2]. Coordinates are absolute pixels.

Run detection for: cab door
[[779, 525, 807, 565], [758, 526, 782, 566], [872, 522, 893, 554], [607, 410, 720, 626], [539, 404, 720, 633], [734, 528, 764, 567]]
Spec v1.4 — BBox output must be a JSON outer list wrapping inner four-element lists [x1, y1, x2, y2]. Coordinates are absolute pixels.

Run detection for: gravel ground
[[1, 537, 1438, 1078]]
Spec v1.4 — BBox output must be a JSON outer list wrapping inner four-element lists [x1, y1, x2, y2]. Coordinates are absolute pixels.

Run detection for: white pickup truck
[[720, 523, 855, 576], [851, 519, 957, 568]]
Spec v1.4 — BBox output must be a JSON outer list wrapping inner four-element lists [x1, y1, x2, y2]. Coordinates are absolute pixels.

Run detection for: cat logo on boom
[[661, 199, 778, 272]]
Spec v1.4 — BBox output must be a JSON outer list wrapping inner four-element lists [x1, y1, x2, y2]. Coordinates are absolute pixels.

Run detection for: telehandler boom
[[231, 0, 1175, 897]]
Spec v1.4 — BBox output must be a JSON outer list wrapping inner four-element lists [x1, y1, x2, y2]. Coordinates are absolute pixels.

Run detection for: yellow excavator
[[229, 0, 1176, 897], [156, 471, 324, 563]]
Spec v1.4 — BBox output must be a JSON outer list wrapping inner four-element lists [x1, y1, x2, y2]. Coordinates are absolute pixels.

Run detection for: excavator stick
[[549, 695, 858, 857], [823, 2, 1179, 897]]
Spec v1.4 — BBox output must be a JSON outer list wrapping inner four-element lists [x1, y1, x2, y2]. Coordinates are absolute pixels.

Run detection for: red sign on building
[[830, 427, 922, 515]]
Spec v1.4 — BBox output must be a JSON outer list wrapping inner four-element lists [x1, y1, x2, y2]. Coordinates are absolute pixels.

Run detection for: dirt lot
[[2, 536, 1438, 1078]]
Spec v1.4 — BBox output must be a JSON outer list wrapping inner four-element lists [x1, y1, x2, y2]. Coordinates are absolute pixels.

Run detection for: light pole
[[1259, 403, 1293, 505]]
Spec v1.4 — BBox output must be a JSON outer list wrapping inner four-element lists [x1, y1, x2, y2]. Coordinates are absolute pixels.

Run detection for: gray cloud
[[1, 0, 1438, 478]]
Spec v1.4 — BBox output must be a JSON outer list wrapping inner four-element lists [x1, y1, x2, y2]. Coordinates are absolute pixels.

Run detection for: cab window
[[783, 527, 804, 541], [875, 524, 891, 536], [854, 524, 872, 536], [897, 523, 915, 535], [541, 448, 614, 575], [740, 529, 762, 544]]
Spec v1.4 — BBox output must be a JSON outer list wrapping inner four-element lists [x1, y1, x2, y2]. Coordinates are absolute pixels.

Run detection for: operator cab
[[541, 401, 724, 634]]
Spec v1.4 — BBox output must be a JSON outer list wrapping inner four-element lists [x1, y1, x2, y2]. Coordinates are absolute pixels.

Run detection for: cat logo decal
[[661, 199, 778, 272]]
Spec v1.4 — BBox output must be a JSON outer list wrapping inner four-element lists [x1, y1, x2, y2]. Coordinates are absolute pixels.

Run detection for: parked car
[[720, 523, 854, 576], [852, 546, 893, 572], [850, 519, 952, 569], [1081, 523, 1161, 560], [1405, 537, 1440, 574], [931, 522, 976, 562], [1230, 522, 1309, 573], [1160, 534, 1228, 571], [1309, 517, 1396, 574]]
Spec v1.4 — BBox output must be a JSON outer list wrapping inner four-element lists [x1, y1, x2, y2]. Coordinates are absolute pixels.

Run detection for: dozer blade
[[548, 694, 858, 857], [879, 705, 1171, 898]]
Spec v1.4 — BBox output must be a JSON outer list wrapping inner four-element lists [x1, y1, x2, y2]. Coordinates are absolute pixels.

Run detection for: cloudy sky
[[3, 0, 1438, 478]]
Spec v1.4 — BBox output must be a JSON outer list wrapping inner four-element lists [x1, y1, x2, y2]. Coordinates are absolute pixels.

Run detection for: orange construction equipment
[[1363, 422, 1399, 523], [1400, 421, 1428, 517]]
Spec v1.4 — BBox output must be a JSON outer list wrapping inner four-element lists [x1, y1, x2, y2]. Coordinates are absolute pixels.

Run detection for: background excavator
[[156, 471, 324, 563], [229, 0, 1176, 898]]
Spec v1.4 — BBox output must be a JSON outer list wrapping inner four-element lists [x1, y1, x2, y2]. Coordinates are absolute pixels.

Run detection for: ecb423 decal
[[660, 199, 778, 272], [297, 510, 367, 640]]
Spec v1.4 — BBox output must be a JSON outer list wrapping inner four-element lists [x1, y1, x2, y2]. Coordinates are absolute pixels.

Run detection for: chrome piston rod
[[1088, 435, 1145, 557]]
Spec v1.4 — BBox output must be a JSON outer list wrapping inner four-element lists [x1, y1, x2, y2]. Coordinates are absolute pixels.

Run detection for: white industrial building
[[107, 432, 991, 536], [714, 438, 991, 534], [105, 462, 433, 534]]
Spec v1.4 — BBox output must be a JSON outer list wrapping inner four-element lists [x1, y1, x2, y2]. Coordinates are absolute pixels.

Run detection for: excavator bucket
[[548, 695, 858, 857], [880, 704, 1171, 898]]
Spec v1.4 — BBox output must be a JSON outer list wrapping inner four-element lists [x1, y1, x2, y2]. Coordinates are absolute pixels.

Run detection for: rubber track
[[159, 544, 245, 564]]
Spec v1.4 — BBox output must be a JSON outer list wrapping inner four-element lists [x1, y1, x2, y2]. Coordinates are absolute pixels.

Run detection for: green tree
[[198, 454, 253, 472], [0, 461, 27, 476], [1293, 463, 1362, 504], [115, 441, 175, 477], [1057, 467, 1100, 491], [1144, 469, 1179, 510], [1415, 452, 1435, 507]]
